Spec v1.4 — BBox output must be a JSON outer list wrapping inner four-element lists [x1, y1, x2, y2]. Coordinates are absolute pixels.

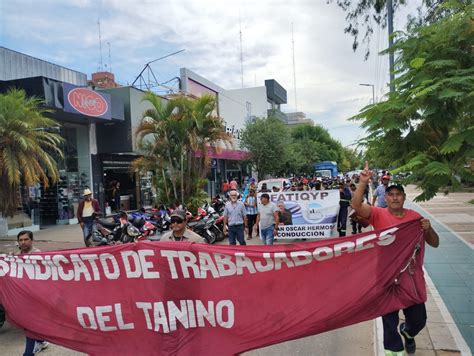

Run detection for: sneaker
[[33, 341, 49, 354], [399, 322, 416, 354]]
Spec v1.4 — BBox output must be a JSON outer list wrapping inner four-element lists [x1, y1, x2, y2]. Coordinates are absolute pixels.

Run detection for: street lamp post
[[359, 83, 375, 104]]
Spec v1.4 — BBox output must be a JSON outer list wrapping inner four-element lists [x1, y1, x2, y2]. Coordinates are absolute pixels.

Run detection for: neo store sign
[[63, 84, 112, 119]]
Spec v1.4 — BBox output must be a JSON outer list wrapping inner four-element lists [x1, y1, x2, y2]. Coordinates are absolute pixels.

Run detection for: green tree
[[287, 124, 352, 174], [239, 117, 290, 180], [328, 0, 469, 59], [0, 89, 63, 216], [352, 2, 474, 200], [133, 93, 229, 207]]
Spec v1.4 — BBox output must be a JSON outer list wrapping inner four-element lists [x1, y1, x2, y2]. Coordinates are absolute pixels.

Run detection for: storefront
[[0, 76, 124, 233], [94, 86, 157, 211]]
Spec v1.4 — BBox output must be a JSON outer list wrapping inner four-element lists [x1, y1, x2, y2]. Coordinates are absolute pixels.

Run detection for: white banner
[[258, 190, 340, 239]]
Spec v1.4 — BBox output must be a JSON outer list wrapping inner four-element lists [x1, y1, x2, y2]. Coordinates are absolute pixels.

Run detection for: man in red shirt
[[352, 162, 439, 356]]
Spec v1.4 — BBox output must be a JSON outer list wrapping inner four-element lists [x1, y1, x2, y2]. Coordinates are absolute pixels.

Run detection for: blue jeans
[[24, 337, 44, 356], [260, 225, 275, 245], [81, 219, 96, 242], [228, 224, 246, 245]]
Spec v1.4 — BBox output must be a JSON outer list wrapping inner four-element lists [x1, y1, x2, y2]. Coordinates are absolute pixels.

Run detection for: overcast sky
[[0, 0, 419, 147]]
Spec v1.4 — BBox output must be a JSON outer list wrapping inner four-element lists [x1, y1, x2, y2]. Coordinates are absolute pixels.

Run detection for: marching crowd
[[2, 165, 439, 356]]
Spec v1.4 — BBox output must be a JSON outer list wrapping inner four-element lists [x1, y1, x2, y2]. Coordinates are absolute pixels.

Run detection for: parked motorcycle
[[187, 215, 218, 244], [202, 203, 225, 242], [86, 215, 121, 247]]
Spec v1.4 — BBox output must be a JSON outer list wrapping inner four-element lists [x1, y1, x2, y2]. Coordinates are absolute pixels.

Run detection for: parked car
[[257, 178, 291, 192]]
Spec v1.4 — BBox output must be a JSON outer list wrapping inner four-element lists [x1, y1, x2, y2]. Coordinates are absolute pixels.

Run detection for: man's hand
[[359, 161, 373, 184], [421, 218, 440, 248], [80, 222, 84, 229], [421, 218, 431, 231]]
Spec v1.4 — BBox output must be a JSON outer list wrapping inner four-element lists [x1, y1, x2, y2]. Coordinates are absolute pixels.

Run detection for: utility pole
[[292, 23, 298, 112], [387, 0, 395, 92], [107, 42, 112, 72], [97, 19, 104, 72], [239, 12, 244, 88]]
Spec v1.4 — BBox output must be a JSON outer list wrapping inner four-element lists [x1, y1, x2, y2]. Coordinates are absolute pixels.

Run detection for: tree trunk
[[167, 153, 178, 201], [161, 168, 170, 202], [180, 152, 185, 206]]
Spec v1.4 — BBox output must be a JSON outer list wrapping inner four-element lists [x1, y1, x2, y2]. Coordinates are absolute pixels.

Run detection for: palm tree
[[134, 92, 230, 207], [0, 89, 63, 217], [187, 95, 231, 196]]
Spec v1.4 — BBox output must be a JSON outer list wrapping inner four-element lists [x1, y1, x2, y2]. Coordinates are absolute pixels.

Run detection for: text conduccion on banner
[[259, 190, 340, 239]]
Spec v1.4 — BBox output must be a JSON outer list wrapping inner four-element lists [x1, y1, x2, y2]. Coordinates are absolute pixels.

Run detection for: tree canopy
[[240, 117, 361, 178], [352, 2, 473, 200], [239, 117, 290, 180]]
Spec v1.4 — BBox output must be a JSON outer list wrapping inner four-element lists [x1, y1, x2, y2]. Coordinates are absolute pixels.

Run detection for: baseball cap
[[170, 209, 186, 220], [385, 184, 404, 193]]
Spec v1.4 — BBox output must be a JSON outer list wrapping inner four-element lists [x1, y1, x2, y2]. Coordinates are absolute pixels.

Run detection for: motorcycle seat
[[187, 221, 200, 228], [98, 218, 117, 229]]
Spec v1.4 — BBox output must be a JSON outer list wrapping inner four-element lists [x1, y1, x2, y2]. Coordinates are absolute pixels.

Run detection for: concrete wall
[[219, 86, 268, 137]]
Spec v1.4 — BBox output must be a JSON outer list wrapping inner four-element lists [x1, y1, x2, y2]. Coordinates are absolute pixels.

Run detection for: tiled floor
[[406, 200, 474, 354]]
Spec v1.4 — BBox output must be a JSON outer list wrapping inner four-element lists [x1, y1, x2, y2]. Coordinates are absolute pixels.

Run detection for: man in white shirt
[[256, 193, 279, 245]]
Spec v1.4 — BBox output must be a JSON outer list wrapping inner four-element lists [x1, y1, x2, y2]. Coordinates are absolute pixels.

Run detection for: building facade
[[179, 68, 288, 194], [0, 48, 126, 236]]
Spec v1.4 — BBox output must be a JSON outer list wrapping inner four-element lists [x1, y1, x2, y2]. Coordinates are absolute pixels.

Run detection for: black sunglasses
[[171, 218, 184, 224]]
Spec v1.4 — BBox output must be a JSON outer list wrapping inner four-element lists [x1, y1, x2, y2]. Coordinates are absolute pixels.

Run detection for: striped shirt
[[244, 196, 258, 215], [224, 201, 247, 226]]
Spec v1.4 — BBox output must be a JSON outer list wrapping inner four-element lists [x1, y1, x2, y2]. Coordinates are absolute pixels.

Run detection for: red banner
[[0, 219, 426, 356]]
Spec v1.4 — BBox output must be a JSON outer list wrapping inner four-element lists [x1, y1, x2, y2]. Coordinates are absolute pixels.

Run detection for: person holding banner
[[256, 193, 279, 245], [352, 162, 439, 356], [15, 230, 50, 356]]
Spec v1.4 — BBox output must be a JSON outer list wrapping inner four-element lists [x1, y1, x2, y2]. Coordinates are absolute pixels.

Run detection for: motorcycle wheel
[[206, 229, 217, 244], [211, 225, 225, 241]]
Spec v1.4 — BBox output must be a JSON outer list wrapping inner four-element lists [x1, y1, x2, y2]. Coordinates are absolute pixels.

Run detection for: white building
[[179, 68, 288, 192]]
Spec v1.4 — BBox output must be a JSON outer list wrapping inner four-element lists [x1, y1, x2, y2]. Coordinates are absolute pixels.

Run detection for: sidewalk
[[403, 185, 473, 355]]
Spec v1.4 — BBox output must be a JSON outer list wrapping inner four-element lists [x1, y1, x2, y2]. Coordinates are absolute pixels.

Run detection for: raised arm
[[352, 161, 373, 220]]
